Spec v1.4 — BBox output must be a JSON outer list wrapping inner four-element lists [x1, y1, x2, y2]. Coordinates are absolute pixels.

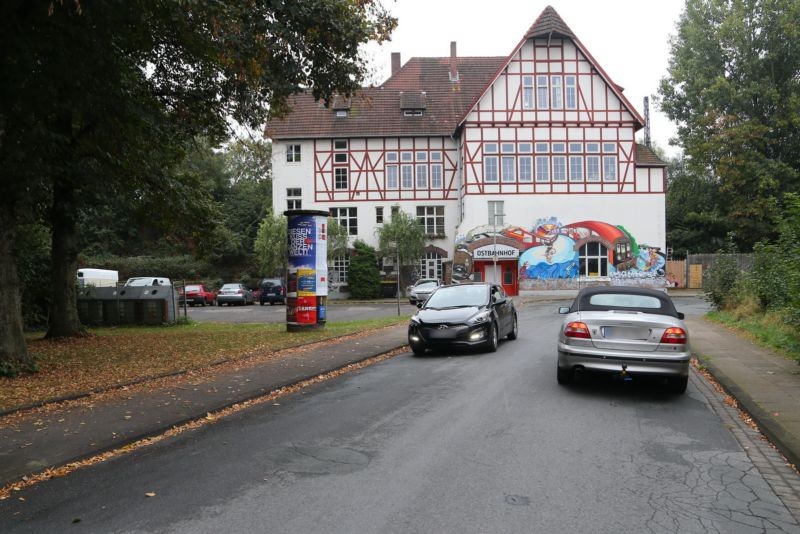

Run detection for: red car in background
[[179, 284, 216, 306]]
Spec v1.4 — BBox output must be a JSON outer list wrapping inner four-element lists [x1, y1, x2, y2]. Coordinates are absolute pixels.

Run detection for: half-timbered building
[[267, 6, 668, 296]]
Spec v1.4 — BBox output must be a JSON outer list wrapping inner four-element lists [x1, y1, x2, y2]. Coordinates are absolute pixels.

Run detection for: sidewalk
[[686, 316, 800, 468], [1, 304, 798, 491]]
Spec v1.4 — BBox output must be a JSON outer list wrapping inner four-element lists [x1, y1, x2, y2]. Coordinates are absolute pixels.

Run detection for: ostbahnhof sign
[[472, 244, 520, 260]]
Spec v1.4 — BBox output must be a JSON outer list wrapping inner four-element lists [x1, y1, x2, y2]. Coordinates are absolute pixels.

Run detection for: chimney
[[449, 41, 459, 82], [391, 52, 401, 75]]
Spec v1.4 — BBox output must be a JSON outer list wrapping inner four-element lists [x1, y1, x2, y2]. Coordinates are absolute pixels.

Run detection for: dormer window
[[335, 110, 348, 118], [332, 95, 350, 118], [400, 91, 426, 117]]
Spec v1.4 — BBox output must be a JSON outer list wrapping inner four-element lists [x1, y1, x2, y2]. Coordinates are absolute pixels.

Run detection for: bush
[[702, 237, 741, 310], [347, 241, 381, 300], [81, 255, 213, 282]]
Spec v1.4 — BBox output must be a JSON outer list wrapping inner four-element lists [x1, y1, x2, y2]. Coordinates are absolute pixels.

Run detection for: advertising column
[[285, 210, 329, 331]]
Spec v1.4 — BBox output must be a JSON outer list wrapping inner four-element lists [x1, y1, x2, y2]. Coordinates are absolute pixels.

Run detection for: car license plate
[[602, 326, 650, 340]]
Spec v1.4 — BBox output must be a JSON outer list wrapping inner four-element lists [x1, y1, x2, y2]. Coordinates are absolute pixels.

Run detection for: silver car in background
[[407, 278, 442, 305], [556, 286, 690, 393], [216, 283, 254, 306]]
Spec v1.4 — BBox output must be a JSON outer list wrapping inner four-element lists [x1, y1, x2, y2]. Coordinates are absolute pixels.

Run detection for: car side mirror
[[558, 306, 570, 314], [677, 312, 685, 320]]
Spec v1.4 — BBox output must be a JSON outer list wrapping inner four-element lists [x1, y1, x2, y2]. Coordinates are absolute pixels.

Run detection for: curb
[[699, 355, 800, 470]]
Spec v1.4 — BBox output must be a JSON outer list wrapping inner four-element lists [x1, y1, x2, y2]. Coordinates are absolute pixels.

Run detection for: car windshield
[[414, 282, 439, 291], [185, 285, 201, 292], [125, 278, 151, 287], [424, 285, 487, 308], [221, 284, 240, 290]]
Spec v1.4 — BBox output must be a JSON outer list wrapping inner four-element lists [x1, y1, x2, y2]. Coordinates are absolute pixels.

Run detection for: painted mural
[[453, 218, 667, 289]]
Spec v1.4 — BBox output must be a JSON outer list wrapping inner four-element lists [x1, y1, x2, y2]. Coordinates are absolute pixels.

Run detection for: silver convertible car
[[556, 286, 690, 393]]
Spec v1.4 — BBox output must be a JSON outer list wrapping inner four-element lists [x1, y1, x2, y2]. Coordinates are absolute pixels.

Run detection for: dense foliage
[[376, 207, 426, 290], [347, 241, 381, 300], [659, 0, 800, 250]]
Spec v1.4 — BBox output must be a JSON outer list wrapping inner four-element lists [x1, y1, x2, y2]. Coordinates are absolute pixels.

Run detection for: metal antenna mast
[[643, 96, 651, 148]]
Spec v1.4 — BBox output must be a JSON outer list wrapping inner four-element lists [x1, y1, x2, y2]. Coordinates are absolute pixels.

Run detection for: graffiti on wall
[[453, 217, 667, 288]]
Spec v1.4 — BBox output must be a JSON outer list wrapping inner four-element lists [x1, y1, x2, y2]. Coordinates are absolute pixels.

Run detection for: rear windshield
[[589, 294, 661, 309], [185, 285, 201, 291], [262, 280, 281, 288], [221, 284, 240, 290]]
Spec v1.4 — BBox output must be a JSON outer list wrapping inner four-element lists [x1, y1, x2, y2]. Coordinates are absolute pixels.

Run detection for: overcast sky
[[364, 0, 685, 158]]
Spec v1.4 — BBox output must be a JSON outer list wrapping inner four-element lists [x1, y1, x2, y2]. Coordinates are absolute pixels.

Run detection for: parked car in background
[[407, 278, 442, 305], [124, 277, 171, 287], [216, 283, 254, 306], [556, 286, 690, 393], [408, 283, 517, 355], [179, 284, 216, 306], [259, 278, 286, 305]]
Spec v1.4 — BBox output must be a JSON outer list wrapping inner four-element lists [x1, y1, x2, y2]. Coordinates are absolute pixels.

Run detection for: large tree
[[0, 1, 395, 369], [659, 0, 800, 249], [377, 208, 426, 291]]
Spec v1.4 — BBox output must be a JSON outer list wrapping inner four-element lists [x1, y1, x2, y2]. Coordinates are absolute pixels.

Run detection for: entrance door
[[485, 264, 501, 284]]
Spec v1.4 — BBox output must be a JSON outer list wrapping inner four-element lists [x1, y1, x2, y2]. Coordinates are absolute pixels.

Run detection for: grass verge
[[2, 316, 406, 412], [706, 310, 800, 364]]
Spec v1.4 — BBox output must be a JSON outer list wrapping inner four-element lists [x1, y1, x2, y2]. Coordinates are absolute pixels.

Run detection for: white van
[[77, 268, 119, 288]]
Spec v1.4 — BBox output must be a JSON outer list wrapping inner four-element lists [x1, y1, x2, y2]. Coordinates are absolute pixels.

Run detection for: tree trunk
[[0, 210, 32, 369], [46, 178, 84, 338]]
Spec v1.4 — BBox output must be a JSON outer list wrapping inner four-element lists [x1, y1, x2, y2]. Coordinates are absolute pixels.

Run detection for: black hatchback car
[[259, 278, 286, 305], [408, 283, 518, 355]]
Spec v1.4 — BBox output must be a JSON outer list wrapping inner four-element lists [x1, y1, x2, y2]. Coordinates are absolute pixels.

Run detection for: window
[[286, 188, 302, 210], [519, 156, 533, 182], [286, 144, 301, 163], [386, 152, 398, 163], [552, 143, 566, 153], [550, 75, 563, 109], [536, 75, 548, 109], [569, 156, 583, 182], [416, 164, 428, 188], [586, 142, 600, 153], [335, 110, 348, 118], [334, 140, 348, 150], [330, 255, 350, 284], [401, 165, 413, 189], [387, 165, 399, 189], [603, 156, 617, 182], [579, 241, 608, 277], [553, 155, 567, 182], [329, 207, 357, 235], [535, 156, 550, 182], [401, 152, 413, 162], [431, 152, 442, 162], [419, 252, 443, 280], [519, 143, 532, 153], [522, 76, 534, 109], [404, 109, 423, 116], [376, 207, 384, 224], [501, 143, 515, 154], [431, 164, 443, 188], [334, 167, 348, 190], [535, 142, 548, 153], [565, 76, 577, 109], [416, 151, 427, 162], [488, 201, 504, 226], [603, 142, 616, 153], [416, 206, 445, 235], [391, 205, 400, 218], [334, 153, 348, 164], [501, 156, 515, 182], [569, 142, 583, 153], [587, 156, 601, 181], [484, 143, 498, 154], [484, 157, 498, 182]]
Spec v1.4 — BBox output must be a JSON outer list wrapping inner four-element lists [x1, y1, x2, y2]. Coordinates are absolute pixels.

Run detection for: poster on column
[[285, 210, 329, 330]]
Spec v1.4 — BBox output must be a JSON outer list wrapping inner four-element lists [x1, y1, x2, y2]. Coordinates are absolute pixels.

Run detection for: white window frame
[[330, 207, 358, 235], [519, 156, 533, 182], [553, 155, 567, 182], [488, 201, 504, 227], [416, 205, 445, 235], [334, 167, 348, 190], [535, 156, 550, 182], [416, 164, 428, 189], [387, 165, 398, 189], [569, 156, 583, 182], [484, 156, 499, 182], [286, 188, 302, 210], [330, 255, 350, 284], [376, 206, 384, 224], [401, 165, 413, 189], [565, 75, 577, 109], [536, 75, 549, 109], [431, 164, 443, 189], [501, 156, 516, 182], [587, 156, 601, 182], [334, 140, 348, 150], [603, 156, 618, 182], [550, 75, 563, 110], [419, 252, 443, 280], [286, 144, 301, 163], [522, 76, 534, 109]]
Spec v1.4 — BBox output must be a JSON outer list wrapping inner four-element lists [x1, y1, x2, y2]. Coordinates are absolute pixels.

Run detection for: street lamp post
[[492, 211, 504, 284], [390, 240, 400, 316]]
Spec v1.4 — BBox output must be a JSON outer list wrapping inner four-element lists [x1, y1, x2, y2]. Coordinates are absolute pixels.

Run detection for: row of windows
[[286, 140, 349, 163], [328, 206, 447, 237], [484, 142, 616, 154], [485, 155, 617, 183], [522, 75, 578, 110]]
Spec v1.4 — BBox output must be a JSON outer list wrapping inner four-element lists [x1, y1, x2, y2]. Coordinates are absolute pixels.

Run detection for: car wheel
[[669, 375, 688, 394], [410, 342, 426, 356], [217, 301, 222, 307], [270, 301, 275, 306], [486, 322, 498, 353], [507, 313, 518, 340], [557, 365, 573, 385]]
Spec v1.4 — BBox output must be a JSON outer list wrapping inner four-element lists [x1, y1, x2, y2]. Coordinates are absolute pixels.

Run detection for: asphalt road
[[3, 298, 799, 532], [184, 300, 419, 323]]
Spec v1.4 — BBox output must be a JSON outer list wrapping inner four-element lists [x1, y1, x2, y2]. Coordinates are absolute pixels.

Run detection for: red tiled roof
[[266, 56, 504, 140], [635, 144, 668, 167]]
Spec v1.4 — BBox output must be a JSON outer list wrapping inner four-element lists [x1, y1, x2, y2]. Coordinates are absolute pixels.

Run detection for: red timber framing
[[314, 137, 459, 203], [459, 37, 659, 197]]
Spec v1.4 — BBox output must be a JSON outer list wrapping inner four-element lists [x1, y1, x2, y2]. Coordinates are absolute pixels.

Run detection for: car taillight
[[564, 321, 591, 339], [660, 327, 687, 344]]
